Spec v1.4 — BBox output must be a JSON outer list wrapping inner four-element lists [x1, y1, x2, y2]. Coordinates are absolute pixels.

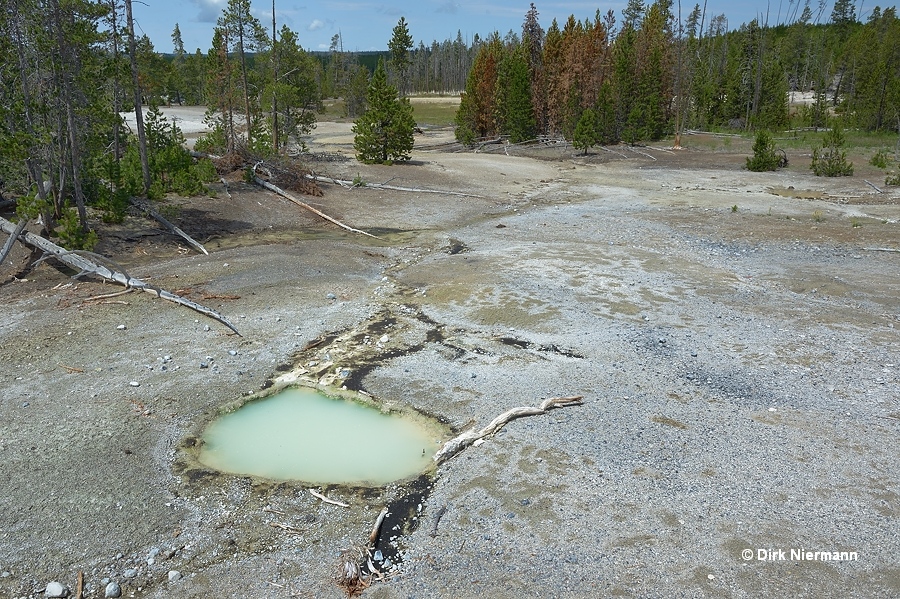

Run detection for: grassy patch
[[409, 97, 460, 127]]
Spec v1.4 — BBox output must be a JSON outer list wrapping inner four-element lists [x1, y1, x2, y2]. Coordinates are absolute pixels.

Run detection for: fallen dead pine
[[0, 215, 240, 335], [433, 395, 584, 464]]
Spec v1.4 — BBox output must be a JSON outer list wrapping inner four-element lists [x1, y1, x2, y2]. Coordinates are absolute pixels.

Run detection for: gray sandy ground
[[1, 122, 898, 598]]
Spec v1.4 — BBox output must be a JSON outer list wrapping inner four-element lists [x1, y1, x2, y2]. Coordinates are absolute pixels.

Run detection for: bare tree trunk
[[238, 17, 253, 148], [51, 0, 88, 226], [271, 0, 279, 151], [125, 0, 151, 196]]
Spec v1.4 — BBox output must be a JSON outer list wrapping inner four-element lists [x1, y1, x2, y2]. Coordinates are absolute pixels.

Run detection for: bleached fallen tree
[[251, 165, 377, 238], [0, 215, 240, 335], [305, 174, 485, 199], [129, 197, 208, 255], [433, 395, 584, 465]]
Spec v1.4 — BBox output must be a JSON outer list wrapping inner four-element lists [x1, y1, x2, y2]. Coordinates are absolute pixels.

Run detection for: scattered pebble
[[129, 381, 140, 387], [228, 350, 238, 356], [116, 324, 126, 330], [123, 569, 137, 579], [199, 362, 209, 369], [44, 581, 68, 598], [104, 581, 121, 598], [326, 293, 337, 300], [167, 570, 182, 582]]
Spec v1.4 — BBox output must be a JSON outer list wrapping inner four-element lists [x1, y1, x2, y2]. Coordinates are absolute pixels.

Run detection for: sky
[[132, 1, 855, 54]]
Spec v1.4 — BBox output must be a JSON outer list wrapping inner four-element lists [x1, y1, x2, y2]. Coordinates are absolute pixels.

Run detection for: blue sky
[[132, 1, 853, 54]]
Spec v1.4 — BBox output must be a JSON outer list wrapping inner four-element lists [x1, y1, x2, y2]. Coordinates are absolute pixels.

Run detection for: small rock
[[129, 381, 140, 387], [104, 582, 122, 598], [167, 570, 182, 582], [379, 334, 389, 343], [204, 325, 210, 332], [658, 337, 667, 344], [116, 324, 126, 330], [382, 558, 392, 569], [44, 581, 68, 597], [374, 550, 383, 561], [326, 293, 337, 300], [146, 558, 155, 566], [123, 568, 137, 579], [228, 350, 238, 356], [199, 362, 208, 369]]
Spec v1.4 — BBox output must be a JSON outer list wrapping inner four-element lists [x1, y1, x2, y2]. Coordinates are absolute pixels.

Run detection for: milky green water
[[198, 387, 437, 484]]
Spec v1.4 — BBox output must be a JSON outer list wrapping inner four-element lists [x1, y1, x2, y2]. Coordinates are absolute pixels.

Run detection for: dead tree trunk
[[252, 166, 377, 238], [433, 395, 583, 464], [0, 216, 239, 335], [129, 198, 208, 255]]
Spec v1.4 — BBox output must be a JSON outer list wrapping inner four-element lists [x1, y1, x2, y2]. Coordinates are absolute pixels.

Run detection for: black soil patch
[[366, 474, 433, 574], [498, 336, 584, 358]]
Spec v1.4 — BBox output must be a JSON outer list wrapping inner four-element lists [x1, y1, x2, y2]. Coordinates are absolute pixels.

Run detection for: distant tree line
[[2, 0, 900, 247], [454, 1, 900, 147]]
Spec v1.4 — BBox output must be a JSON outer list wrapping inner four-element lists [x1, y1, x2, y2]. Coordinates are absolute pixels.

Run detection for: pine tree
[[389, 17, 414, 95], [811, 124, 854, 176], [498, 45, 536, 143], [573, 108, 599, 154], [261, 26, 321, 151], [352, 58, 415, 164]]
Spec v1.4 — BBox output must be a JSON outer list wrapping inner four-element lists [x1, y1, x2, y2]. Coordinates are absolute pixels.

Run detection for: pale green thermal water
[[199, 387, 436, 484]]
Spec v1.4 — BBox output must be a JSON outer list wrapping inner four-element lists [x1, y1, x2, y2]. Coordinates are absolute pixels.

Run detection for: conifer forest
[[2, 0, 900, 243]]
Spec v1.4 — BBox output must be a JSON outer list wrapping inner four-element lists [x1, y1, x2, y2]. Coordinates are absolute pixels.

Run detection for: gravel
[[0, 140, 897, 598]]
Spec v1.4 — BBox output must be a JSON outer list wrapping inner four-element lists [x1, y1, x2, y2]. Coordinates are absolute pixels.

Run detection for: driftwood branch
[[309, 488, 350, 507], [367, 507, 388, 547], [305, 174, 484, 199], [863, 247, 900, 253], [0, 215, 240, 335], [625, 146, 657, 161], [252, 168, 377, 238], [433, 395, 583, 465], [130, 198, 208, 255], [863, 179, 884, 193]]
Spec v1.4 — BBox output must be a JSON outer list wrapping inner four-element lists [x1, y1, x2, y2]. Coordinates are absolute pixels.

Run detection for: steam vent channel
[[198, 386, 443, 485]]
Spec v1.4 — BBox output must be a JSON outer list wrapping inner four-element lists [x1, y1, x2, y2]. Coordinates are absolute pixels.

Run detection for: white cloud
[[191, 0, 227, 24], [308, 19, 325, 31]]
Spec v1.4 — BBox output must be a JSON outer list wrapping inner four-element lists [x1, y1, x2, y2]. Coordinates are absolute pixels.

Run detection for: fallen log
[[252, 168, 377, 238], [433, 395, 583, 465], [0, 217, 28, 268], [309, 488, 350, 507], [129, 198, 208, 255], [0, 215, 240, 335], [304, 174, 484, 199], [863, 179, 884, 193], [863, 247, 900, 253]]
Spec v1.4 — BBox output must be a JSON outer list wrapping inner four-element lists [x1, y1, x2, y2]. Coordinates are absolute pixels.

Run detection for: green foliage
[[497, 46, 536, 143], [572, 109, 599, 154], [122, 105, 208, 198], [352, 59, 415, 164], [15, 190, 51, 222], [870, 149, 891, 169], [262, 26, 321, 152], [810, 125, 854, 176], [746, 130, 782, 171], [55, 206, 98, 251], [731, 204, 738, 213], [388, 17, 414, 94]]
